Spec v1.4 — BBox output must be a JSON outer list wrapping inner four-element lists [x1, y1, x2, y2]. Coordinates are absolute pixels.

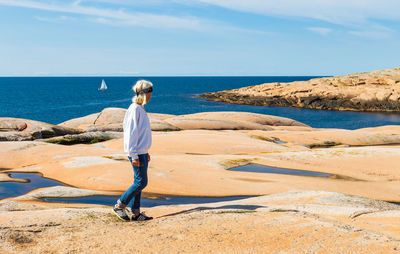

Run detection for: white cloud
[[0, 0, 273, 34], [89, 17, 111, 24], [72, 0, 83, 6], [307, 27, 332, 36], [192, 0, 400, 26], [0, 0, 204, 30], [3, 0, 397, 37], [349, 24, 394, 39], [35, 15, 77, 22]]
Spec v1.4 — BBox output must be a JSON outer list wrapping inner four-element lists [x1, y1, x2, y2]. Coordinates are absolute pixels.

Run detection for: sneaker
[[132, 212, 153, 221], [113, 205, 130, 221]]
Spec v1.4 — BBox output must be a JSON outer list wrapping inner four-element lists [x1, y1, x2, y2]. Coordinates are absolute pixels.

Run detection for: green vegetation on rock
[[44, 136, 112, 145]]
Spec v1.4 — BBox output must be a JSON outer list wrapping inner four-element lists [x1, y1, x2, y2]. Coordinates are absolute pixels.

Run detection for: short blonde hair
[[132, 80, 153, 106]]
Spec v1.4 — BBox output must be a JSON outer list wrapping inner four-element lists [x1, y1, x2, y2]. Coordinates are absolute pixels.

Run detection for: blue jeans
[[117, 154, 148, 213]]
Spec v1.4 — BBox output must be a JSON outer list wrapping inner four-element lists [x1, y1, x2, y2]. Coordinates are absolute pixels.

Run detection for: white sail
[[99, 79, 107, 91]]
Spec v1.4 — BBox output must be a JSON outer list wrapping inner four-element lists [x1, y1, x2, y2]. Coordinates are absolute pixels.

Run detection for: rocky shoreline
[[1, 110, 400, 253], [199, 67, 400, 112]]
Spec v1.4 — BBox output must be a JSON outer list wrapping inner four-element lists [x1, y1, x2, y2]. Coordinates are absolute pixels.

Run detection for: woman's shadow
[[158, 204, 266, 218]]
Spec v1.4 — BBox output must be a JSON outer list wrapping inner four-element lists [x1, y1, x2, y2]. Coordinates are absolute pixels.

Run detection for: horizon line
[[0, 74, 329, 78]]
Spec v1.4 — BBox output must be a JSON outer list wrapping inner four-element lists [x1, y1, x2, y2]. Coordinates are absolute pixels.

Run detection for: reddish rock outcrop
[[199, 67, 400, 112], [59, 108, 308, 132], [0, 118, 81, 141]]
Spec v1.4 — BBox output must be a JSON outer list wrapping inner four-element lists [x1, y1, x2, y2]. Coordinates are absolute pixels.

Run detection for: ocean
[[1, 76, 400, 130]]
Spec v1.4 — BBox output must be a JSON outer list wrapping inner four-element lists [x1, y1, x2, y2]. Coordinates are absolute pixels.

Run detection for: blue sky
[[0, 0, 399, 76]]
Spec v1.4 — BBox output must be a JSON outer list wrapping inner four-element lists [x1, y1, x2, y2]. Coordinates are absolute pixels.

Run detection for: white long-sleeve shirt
[[123, 103, 152, 159]]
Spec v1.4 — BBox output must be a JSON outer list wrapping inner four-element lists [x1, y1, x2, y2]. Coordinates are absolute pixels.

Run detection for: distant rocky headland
[[199, 67, 400, 112]]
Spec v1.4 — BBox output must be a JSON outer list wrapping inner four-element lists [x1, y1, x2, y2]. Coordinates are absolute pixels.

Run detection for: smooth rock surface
[[1, 125, 400, 201], [0, 191, 399, 253], [59, 108, 178, 132], [248, 128, 400, 148], [164, 111, 307, 130], [15, 186, 120, 201], [58, 108, 307, 132], [1, 110, 400, 253], [0, 118, 81, 141]]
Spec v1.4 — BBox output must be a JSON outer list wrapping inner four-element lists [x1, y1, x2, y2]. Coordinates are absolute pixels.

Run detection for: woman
[[113, 80, 153, 221]]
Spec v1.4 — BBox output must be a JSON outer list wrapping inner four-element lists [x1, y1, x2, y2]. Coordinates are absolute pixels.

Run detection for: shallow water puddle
[[272, 140, 287, 145], [0, 172, 252, 206], [0, 172, 62, 200], [43, 195, 253, 207], [229, 164, 334, 178]]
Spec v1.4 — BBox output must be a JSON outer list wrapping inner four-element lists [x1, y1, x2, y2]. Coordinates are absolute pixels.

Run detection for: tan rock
[[2, 111, 400, 253], [59, 107, 177, 132], [0, 118, 81, 141], [199, 67, 400, 112], [15, 186, 120, 201], [164, 111, 307, 130], [248, 128, 400, 147], [171, 111, 308, 127], [2, 125, 400, 201], [149, 113, 176, 120], [0, 172, 27, 183], [149, 117, 180, 131], [58, 112, 99, 130], [58, 108, 307, 133], [356, 125, 400, 134], [60, 108, 126, 132], [164, 117, 273, 130], [0, 191, 399, 253]]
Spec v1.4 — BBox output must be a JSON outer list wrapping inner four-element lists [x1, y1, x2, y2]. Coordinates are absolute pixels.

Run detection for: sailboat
[[98, 79, 108, 91]]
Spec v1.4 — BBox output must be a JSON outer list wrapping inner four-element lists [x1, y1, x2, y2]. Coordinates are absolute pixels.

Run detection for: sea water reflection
[[228, 164, 333, 178], [0, 172, 252, 206], [0, 172, 62, 200]]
